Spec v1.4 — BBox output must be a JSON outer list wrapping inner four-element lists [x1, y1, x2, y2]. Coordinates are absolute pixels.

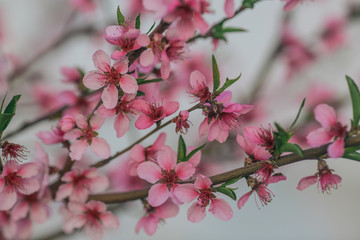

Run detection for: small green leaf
[[215, 186, 237, 200], [289, 98, 306, 130], [216, 74, 241, 95], [344, 146, 360, 153], [117, 6, 125, 26], [212, 55, 220, 92], [135, 13, 141, 29], [0, 95, 21, 132], [221, 27, 247, 33], [280, 143, 303, 157], [177, 135, 187, 162], [136, 90, 145, 97], [221, 177, 242, 187], [346, 76, 360, 128], [0, 93, 8, 113], [242, 0, 262, 9], [146, 22, 156, 34], [183, 143, 206, 162], [343, 152, 360, 162], [273, 122, 291, 156], [137, 78, 163, 85]]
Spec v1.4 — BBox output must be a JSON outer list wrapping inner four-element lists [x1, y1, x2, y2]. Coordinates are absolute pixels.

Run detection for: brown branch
[[88, 135, 360, 204]]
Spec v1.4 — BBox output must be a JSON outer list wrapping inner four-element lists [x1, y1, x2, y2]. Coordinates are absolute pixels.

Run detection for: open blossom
[[174, 174, 233, 222], [199, 91, 253, 143], [137, 146, 195, 207], [37, 126, 65, 145], [83, 50, 138, 109], [135, 100, 179, 129], [127, 133, 167, 176], [56, 168, 109, 202], [62, 201, 120, 240], [64, 114, 111, 160], [297, 160, 341, 194], [243, 125, 275, 150], [236, 134, 271, 162], [0, 161, 40, 210], [237, 174, 286, 210], [97, 94, 145, 137], [1, 140, 28, 162], [105, 23, 150, 59], [189, 70, 211, 103], [136, 200, 179, 236], [172, 110, 191, 134], [306, 104, 346, 158]]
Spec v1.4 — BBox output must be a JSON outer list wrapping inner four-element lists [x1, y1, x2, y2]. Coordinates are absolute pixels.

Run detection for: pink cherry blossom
[[62, 201, 120, 240], [127, 133, 167, 176], [172, 110, 191, 134], [64, 114, 111, 160], [189, 70, 211, 103], [243, 125, 275, 150], [56, 168, 109, 202], [97, 94, 145, 137], [137, 146, 195, 206], [306, 104, 346, 158], [237, 175, 286, 210], [0, 161, 40, 210], [135, 100, 179, 129], [174, 174, 233, 222], [297, 160, 341, 194], [136, 200, 179, 236], [83, 50, 138, 109], [321, 17, 346, 51], [199, 91, 253, 143], [236, 134, 271, 162]]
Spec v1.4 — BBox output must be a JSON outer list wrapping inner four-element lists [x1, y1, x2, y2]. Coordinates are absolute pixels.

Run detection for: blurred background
[[1, 0, 360, 239]]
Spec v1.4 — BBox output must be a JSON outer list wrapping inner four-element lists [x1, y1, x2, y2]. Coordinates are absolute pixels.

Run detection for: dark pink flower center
[[257, 127, 274, 150], [203, 101, 225, 122], [160, 169, 178, 189], [104, 68, 121, 87], [145, 148, 158, 162], [1, 141, 28, 162], [81, 127, 97, 144], [329, 122, 346, 138], [5, 172, 24, 191], [190, 84, 211, 103], [146, 103, 165, 122], [197, 188, 214, 207], [115, 101, 133, 115], [165, 41, 185, 61]]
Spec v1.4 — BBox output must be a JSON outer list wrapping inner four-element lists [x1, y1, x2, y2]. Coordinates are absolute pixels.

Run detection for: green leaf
[[273, 122, 291, 156], [343, 152, 360, 162], [0, 93, 8, 113], [221, 177, 242, 187], [242, 0, 262, 9], [137, 78, 163, 85], [177, 135, 187, 162], [183, 143, 206, 162], [215, 186, 237, 201], [289, 98, 306, 130], [117, 6, 125, 26], [146, 22, 156, 34], [136, 90, 145, 97], [216, 74, 241, 95], [280, 143, 303, 157], [212, 55, 220, 92], [346, 76, 360, 128], [0, 95, 21, 132], [221, 27, 247, 33], [344, 146, 360, 153], [135, 13, 141, 29]]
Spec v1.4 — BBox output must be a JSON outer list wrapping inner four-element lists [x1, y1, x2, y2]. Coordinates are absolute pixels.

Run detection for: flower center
[[203, 101, 225, 122], [160, 169, 178, 189], [5, 172, 24, 191], [146, 103, 164, 121], [329, 122, 346, 138], [197, 188, 214, 207], [104, 68, 121, 87]]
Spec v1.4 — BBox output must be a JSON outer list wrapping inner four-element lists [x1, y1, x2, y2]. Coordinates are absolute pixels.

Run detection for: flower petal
[[91, 137, 111, 159], [93, 49, 111, 72], [237, 191, 252, 210], [173, 184, 198, 203], [120, 74, 138, 94], [296, 175, 318, 191], [83, 70, 106, 90], [327, 138, 344, 158], [314, 104, 337, 128], [102, 84, 118, 109], [209, 198, 233, 221], [148, 183, 170, 207], [69, 140, 88, 161], [187, 202, 206, 223], [137, 162, 162, 184], [157, 146, 177, 171]]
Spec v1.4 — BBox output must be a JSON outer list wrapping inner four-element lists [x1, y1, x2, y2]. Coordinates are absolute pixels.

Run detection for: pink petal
[[30, 203, 48, 223], [68, 201, 87, 213], [120, 74, 138, 94], [56, 183, 74, 201], [208, 120, 221, 142], [135, 115, 155, 129], [173, 184, 198, 202], [97, 104, 116, 117], [314, 104, 337, 128], [70, 186, 88, 202], [0, 178, 4, 192], [17, 163, 38, 178], [113, 59, 128, 74], [136, 34, 150, 47], [306, 128, 333, 147], [215, 91, 232, 104], [0, 187, 17, 210], [102, 84, 118, 109], [194, 174, 212, 189], [187, 202, 206, 223], [130, 144, 145, 162], [69, 139, 88, 161], [160, 53, 171, 79], [91, 137, 111, 159], [190, 70, 206, 90], [63, 129, 82, 140], [75, 114, 88, 129], [139, 49, 155, 66], [111, 50, 127, 60], [193, 12, 209, 35], [137, 162, 162, 183], [83, 70, 106, 90], [224, 0, 235, 17], [157, 146, 177, 171], [283, 0, 300, 11], [20, 178, 40, 195], [209, 198, 233, 221], [186, 146, 201, 167], [143, 216, 158, 236], [327, 138, 344, 158], [296, 175, 318, 191], [237, 191, 252, 209], [100, 212, 120, 229], [199, 118, 209, 137], [148, 183, 170, 207], [175, 162, 195, 180], [90, 114, 105, 130], [12, 201, 29, 221], [93, 49, 111, 72], [88, 175, 109, 193], [152, 133, 167, 150], [155, 200, 180, 219], [114, 114, 130, 138], [163, 101, 179, 116]]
